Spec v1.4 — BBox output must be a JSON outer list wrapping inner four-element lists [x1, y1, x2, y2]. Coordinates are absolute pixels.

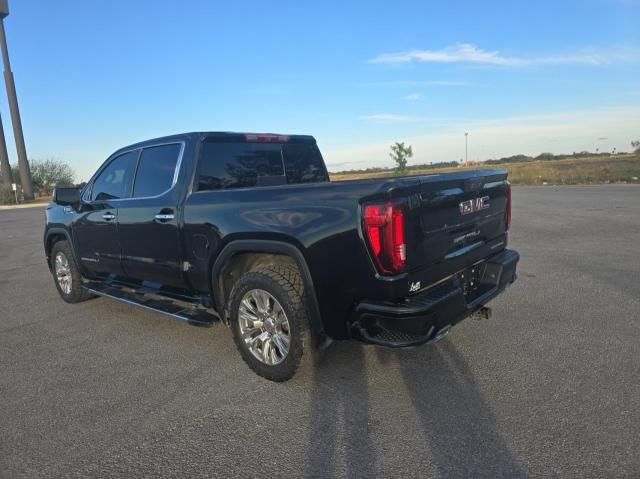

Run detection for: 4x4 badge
[[409, 281, 421, 293]]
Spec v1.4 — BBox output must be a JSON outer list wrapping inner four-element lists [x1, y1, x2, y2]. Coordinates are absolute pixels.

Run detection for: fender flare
[[211, 239, 325, 339], [44, 228, 78, 265]]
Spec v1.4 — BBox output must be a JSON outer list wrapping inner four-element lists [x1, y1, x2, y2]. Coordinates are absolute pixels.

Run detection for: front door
[[73, 150, 139, 277], [117, 143, 186, 288]]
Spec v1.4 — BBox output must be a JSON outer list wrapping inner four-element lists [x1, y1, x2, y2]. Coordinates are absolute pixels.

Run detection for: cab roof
[[117, 131, 316, 153]]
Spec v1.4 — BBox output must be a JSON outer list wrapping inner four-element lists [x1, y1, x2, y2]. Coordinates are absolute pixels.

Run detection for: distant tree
[[389, 142, 413, 174], [631, 140, 640, 153], [30, 159, 75, 194], [0, 183, 15, 205], [535, 152, 555, 161]]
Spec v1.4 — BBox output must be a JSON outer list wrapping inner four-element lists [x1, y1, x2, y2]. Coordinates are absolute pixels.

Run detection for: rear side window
[[282, 143, 328, 184], [91, 151, 138, 201], [196, 140, 327, 191], [197, 142, 285, 191], [132, 144, 181, 198]]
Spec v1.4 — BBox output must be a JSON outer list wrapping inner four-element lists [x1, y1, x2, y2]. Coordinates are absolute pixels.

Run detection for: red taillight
[[506, 184, 512, 230], [363, 202, 406, 275]]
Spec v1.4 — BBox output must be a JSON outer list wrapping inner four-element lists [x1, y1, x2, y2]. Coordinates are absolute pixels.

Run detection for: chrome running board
[[83, 282, 218, 327]]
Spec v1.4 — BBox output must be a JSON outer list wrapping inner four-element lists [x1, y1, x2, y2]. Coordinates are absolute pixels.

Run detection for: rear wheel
[[50, 240, 92, 303], [228, 265, 313, 382]]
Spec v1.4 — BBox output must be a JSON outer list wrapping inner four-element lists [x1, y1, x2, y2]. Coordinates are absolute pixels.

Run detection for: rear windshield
[[196, 140, 328, 191]]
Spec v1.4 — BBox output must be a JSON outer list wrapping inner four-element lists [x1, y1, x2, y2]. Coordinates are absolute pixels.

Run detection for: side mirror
[[53, 187, 81, 206]]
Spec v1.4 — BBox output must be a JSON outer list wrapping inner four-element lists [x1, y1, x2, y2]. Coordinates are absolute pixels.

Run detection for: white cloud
[[404, 93, 422, 101], [358, 114, 423, 122], [363, 80, 472, 87], [369, 43, 636, 66], [414, 80, 472, 86], [324, 106, 640, 171]]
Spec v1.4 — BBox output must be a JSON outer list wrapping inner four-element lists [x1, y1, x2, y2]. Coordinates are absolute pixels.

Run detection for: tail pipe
[[470, 306, 492, 321]]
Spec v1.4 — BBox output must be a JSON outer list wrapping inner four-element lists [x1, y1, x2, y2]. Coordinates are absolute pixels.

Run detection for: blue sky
[[3, 0, 640, 179]]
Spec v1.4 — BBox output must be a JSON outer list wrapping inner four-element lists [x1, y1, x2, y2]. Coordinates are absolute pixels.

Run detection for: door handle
[[154, 213, 175, 221], [102, 212, 116, 221]]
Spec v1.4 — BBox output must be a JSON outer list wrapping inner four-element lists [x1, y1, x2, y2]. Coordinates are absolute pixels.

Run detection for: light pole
[[465, 132, 468, 165], [0, 0, 33, 199], [0, 110, 10, 185]]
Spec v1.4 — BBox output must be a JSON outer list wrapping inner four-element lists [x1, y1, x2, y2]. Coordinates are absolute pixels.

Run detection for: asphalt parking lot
[[1, 185, 639, 478]]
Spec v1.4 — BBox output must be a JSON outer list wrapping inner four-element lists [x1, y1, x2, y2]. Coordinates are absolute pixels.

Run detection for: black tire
[[50, 240, 93, 304], [228, 265, 314, 382]]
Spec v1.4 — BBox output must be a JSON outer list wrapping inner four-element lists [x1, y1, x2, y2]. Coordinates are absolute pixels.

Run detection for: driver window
[[91, 150, 138, 201]]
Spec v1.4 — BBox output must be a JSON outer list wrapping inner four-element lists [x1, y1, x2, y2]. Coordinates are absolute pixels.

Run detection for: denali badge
[[453, 229, 481, 244], [459, 196, 490, 215]]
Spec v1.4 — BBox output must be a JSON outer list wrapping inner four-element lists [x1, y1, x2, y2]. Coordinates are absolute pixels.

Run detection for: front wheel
[[228, 266, 313, 382], [50, 240, 93, 303]]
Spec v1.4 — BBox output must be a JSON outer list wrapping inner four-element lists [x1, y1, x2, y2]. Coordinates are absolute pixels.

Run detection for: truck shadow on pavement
[[305, 343, 376, 478], [305, 340, 527, 478], [390, 340, 528, 478]]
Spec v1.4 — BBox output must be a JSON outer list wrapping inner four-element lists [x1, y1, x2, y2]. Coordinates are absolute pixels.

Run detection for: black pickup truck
[[45, 132, 519, 381]]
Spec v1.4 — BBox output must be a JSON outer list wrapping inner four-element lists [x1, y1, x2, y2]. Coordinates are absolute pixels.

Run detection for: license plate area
[[458, 262, 488, 301]]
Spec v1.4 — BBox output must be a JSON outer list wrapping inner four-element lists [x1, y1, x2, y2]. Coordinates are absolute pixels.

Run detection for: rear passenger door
[[117, 143, 186, 288]]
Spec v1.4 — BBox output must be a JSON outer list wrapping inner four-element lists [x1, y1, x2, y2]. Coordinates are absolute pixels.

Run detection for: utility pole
[[0, 0, 33, 200], [465, 132, 468, 165], [0, 111, 10, 185]]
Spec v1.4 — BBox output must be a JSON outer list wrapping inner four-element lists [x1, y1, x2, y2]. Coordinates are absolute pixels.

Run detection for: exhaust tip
[[470, 306, 492, 321]]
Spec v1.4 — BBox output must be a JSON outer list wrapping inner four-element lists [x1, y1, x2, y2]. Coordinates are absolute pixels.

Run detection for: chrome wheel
[[54, 251, 72, 295], [238, 289, 291, 366]]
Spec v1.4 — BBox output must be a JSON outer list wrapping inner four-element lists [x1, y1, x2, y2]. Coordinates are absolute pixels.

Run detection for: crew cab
[[45, 132, 519, 381]]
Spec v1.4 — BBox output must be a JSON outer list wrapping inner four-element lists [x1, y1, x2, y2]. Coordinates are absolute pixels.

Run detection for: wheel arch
[[44, 228, 76, 271], [211, 239, 325, 340]]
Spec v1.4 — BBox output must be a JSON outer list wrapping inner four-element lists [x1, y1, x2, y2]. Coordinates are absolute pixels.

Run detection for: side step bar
[[83, 282, 219, 327]]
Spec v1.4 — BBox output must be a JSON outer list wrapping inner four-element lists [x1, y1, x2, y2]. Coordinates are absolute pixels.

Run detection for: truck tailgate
[[405, 170, 510, 279]]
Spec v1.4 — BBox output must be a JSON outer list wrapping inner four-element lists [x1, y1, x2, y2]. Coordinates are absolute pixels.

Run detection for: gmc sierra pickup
[[45, 132, 519, 381]]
